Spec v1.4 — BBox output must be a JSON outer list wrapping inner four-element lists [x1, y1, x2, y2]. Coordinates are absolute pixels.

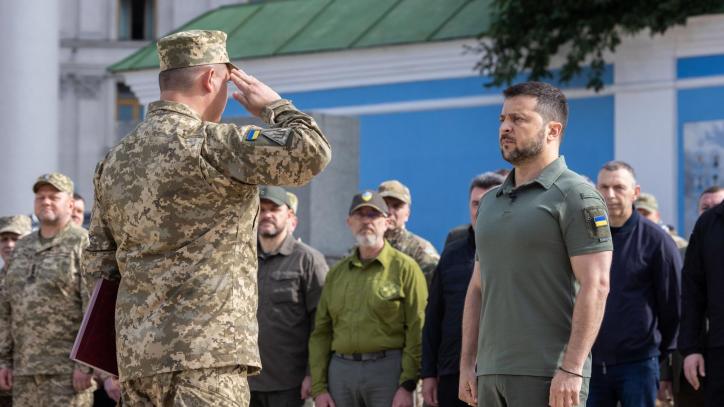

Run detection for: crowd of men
[[0, 29, 723, 407]]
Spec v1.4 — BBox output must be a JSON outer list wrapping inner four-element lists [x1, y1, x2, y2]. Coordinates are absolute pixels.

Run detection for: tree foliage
[[472, 0, 724, 91]]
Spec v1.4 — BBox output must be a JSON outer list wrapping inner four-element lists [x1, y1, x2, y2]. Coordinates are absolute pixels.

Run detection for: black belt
[[334, 349, 401, 362]]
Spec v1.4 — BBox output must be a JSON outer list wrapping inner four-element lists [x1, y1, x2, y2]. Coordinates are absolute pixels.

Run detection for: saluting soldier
[[81, 30, 331, 406]]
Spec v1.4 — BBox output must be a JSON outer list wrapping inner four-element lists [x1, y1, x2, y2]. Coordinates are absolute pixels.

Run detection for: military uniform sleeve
[[0, 266, 13, 368], [82, 160, 121, 300], [560, 183, 613, 256], [416, 241, 439, 284], [400, 258, 427, 386], [202, 99, 331, 187], [308, 271, 334, 397]]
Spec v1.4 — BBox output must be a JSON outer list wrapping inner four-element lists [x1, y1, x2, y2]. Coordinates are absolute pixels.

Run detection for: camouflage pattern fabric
[[384, 227, 439, 284], [0, 215, 32, 236], [82, 99, 331, 382], [32, 172, 74, 194], [0, 223, 89, 375], [121, 366, 249, 407], [12, 374, 93, 407], [157, 30, 237, 72]]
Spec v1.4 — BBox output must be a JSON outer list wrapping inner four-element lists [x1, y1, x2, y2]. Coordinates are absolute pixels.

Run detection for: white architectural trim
[[122, 39, 482, 105]]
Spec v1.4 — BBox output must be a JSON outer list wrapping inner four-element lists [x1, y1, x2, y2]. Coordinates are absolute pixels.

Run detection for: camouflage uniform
[[82, 30, 331, 406], [377, 180, 439, 283], [385, 227, 439, 283], [0, 220, 93, 407]]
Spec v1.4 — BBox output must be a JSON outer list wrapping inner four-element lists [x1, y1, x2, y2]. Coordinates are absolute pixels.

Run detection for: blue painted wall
[[357, 96, 614, 250], [223, 73, 615, 250], [677, 85, 724, 234]]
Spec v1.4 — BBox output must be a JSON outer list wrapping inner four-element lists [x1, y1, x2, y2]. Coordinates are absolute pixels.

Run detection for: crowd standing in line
[[0, 29, 722, 407]]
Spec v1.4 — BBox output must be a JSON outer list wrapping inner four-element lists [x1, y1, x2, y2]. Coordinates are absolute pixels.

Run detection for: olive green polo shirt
[[308, 241, 428, 396], [474, 156, 612, 378]]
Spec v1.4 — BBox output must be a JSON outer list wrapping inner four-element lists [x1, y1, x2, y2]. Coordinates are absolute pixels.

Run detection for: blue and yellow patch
[[594, 215, 608, 227], [245, 128, 261, 141]]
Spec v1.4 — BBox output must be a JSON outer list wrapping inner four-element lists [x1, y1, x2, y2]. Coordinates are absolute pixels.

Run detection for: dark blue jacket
[[421, 226, 475, 378], [592, 209, 682, 366]]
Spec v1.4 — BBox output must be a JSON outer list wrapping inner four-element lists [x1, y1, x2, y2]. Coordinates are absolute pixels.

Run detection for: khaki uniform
[[384, 227, 439, 283], [122, 366, 248, 407], [83, 97, 331, 400], [0, 223, 93, 406]]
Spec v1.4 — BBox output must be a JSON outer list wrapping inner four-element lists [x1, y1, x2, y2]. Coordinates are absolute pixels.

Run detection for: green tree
[[472, 0, 723, 90]]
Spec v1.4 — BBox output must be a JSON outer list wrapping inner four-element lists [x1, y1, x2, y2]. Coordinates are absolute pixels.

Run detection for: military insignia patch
[[259, 128, 291, 146], [361, 191, 373, 201], [584, 206, 611, 240], [378, 282, 402, 300], [245, 128, 261, 141]]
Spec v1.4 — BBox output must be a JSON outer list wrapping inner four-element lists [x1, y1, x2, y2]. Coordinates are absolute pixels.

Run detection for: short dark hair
[[469, 172, 506, 195], [701, 185, 724, 197], [503, 81, 569, 131], [73, 192, 85, 203], [600, 160, 637, 182], [158, 64, 224, 92]]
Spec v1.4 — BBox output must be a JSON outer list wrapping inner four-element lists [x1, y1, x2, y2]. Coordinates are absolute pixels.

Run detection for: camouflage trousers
[[121, 366, 249, 407], [13, 374, 94, 407]]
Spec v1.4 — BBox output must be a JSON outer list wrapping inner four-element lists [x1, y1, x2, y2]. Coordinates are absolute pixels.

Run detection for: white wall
[[0, 1, 60, 215]]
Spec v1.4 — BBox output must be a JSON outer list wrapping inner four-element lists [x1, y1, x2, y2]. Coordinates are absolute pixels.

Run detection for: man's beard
[[500, 128, 545, 165], [355, 233, 381, 248], [259, 221, 284, 238]]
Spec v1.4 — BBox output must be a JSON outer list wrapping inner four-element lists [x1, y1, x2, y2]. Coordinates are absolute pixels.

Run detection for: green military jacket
[[0, 223, 89, 375], [83, 99, 331, 381], [309, 241, 428, 396], [385, 227, 439, 283]]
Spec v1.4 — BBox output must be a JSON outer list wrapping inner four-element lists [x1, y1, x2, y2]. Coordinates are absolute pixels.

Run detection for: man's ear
[[201, 67, 216, 93], [547, 121, 563, 142]]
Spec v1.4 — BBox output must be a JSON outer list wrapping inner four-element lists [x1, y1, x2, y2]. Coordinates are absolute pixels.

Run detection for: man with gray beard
[[309, 191, 427, 407]]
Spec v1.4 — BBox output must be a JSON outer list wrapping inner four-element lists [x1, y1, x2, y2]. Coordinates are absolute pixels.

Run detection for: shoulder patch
[[242, 127, 291, 146], [583, 206, 611, 241]]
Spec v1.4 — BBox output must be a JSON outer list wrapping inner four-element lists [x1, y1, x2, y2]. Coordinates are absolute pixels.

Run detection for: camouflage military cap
[[635, 192, 658, 214], [157, 30, 238, 72], [286, 192, 299, 214], [0, 215, 32, 236], [349, 191, 388, 216], [378, 180, 411, 205], [259, 186, 292, 208], [32, 172, 74, 194]]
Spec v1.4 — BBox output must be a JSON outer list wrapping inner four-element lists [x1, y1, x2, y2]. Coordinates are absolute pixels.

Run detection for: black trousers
[[705, 347, 724, 407], [250, 387, 304, 407], [437, 374, 467, 407]]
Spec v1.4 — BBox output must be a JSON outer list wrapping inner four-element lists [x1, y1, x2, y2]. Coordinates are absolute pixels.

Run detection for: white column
[[614, 32, 679, 227], [0, 1, 59, 215]]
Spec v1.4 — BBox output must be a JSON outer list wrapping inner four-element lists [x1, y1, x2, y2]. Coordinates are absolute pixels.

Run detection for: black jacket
[[421, 226, 475, 378], [592, 210, 682, 366], [680, 201, 724, 356]]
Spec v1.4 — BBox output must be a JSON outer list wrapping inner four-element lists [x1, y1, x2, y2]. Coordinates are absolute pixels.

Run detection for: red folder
[[70, 278, 120, 377]]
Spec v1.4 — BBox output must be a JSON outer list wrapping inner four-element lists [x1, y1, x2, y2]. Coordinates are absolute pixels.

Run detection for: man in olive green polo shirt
[[309, 191, 427, 407], [459, 82, 613, 407]]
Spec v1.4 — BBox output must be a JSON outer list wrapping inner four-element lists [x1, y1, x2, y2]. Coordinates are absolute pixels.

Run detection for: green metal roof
[[109, 0, 490, 72]]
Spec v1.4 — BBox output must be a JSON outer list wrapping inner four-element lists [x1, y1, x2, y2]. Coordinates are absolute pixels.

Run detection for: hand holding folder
[[70, 279, 120, 377]]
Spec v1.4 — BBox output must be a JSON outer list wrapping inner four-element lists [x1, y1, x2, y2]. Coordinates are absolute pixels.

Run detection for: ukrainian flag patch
[[245, 128, 261, 141], [594, 215, 608, 227]]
